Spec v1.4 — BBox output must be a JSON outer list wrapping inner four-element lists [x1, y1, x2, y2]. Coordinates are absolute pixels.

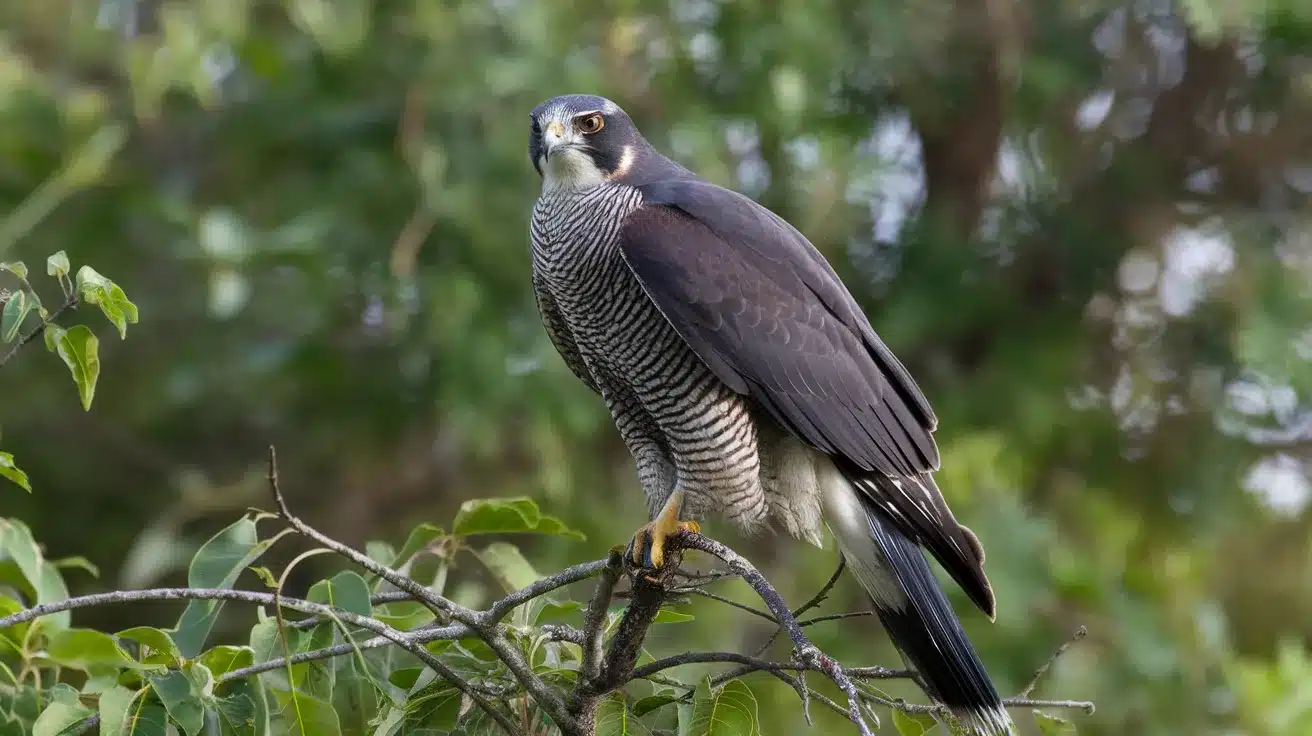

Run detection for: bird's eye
[[576, 114, 604, 134]]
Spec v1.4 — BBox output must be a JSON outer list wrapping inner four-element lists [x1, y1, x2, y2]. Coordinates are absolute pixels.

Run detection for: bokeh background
[[3, 1, 1311, 734]]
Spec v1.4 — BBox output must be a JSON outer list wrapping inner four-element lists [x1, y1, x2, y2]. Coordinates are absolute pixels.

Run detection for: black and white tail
[[820, 464, 1014, 736]]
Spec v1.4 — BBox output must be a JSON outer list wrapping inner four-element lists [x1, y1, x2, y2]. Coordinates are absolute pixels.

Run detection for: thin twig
[[267, 448, 467, 623], [1020, 626, 1088, 698], [265, 447, 575, 734], [217, 624, 470, 682], [754, 557, 849, 656], [0, 587, 522, 735], [681, 589, 776, 623], [632, 650, 851, 723], [0, 291, 77, 370], [633, 652, 905, 683], [287, 591, 414, 629], [798, 611, 873, 627], [674, 531, 876, 736], [794, 557, 846, 618]]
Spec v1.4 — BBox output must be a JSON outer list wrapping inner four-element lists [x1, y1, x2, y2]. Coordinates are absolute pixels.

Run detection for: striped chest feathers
[[531, 185, 642, 285]]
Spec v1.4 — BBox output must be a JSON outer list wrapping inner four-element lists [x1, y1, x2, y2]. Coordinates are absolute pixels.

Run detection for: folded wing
[[618, 179, 994, 616]]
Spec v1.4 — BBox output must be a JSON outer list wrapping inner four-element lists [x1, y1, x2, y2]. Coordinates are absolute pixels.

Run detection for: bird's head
[[529, 94, 647, 191]]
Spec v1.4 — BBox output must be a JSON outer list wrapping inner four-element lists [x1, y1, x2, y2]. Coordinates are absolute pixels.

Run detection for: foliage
[[0, 0, 1309, 734], [1, 249, 138, 486], [1, 495, 1088, 735]]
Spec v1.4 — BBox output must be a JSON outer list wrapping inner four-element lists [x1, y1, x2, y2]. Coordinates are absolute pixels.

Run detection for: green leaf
[[120, 697, 170, 736], [389, 523, 444, 568], [150, 670, 205, 736], [196, 645, 256, 679], [50, 555, 99, 578], [2, 290, 33, 343], [0, 518, 71, 629], [332, 652, 381, 736], [477, 542, 541, 593], [291, 622, 336, 700], [97, 685, 145, 736], [46, 251, 70, 278], [75, 265, 138, 339], [45, 628, 163, 672], [214, 679, 262, 736], [388, 667, 424, 689], [374, 599, 434, 631], [0, 682, 44, 728], [249, 566, 278, 588], [55, 324, 100, 411], [117, 626, 183, 668], [43, 321, 65, 353], [0, 452, 31, 492], [535, 599, 583, 625], [0, 595, 30, 647], [31, 697, 94, 736], [0, 261, 28, 280], [653, 609, 695, 624], [306, 570, 373, 617], [633, 695, 680, 717], [172, 513, 276, 657], [596, 694, 653, 736], [268, 689, 341, 736], [892, 710, 939, 736], [1033, 711, 1077, 735], [452, 497, 585, 539], [401, 686, 461, 732], [687, 679, 760, 736]]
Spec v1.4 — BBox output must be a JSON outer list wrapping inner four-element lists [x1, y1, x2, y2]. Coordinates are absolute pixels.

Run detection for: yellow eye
[[576, 114, 604, 134]]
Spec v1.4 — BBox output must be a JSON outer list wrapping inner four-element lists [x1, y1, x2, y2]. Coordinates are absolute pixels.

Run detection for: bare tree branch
[[265, 446, 580, 734], [1, 461, 1094, 736], [578, 550, 623, 684], [1020, 625, 1088, 698], [0, 587, 521, 735], [672, 532, 877, 736]]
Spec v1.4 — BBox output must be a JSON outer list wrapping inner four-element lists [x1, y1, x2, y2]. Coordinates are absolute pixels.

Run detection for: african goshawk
[[526, 94, 1012, 735]]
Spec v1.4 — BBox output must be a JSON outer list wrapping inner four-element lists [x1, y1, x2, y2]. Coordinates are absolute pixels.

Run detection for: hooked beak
[[543, 121, 567, 160]]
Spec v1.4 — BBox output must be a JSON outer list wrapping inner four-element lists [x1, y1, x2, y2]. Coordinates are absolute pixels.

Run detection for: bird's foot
[[625, 490, 699, 569], [628, 518, 700, 569]]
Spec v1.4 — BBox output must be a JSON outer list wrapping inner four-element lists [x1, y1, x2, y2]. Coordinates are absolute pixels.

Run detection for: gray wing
[[618, 179, 992, 614], [532, 272, 600, 395]]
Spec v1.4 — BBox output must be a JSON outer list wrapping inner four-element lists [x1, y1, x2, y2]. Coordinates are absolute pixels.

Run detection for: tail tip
[[952, 705, 1015, 736]]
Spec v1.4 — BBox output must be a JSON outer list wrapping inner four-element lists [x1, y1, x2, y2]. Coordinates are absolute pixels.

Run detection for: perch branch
[[3, 464, 1094, 735]]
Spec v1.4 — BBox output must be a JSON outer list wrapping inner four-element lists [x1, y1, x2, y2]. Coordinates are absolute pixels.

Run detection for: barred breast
[[530, 185, 772, 531]]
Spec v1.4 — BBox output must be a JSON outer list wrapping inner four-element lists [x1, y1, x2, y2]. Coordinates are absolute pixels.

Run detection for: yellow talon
[[629, 491, 700, 569]]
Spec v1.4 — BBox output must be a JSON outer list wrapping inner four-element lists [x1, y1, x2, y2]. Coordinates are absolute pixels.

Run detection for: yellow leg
[[629, 490, 701, 568]]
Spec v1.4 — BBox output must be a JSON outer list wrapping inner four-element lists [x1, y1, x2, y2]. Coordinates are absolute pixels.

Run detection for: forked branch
[[0, 448, 1093, 736]]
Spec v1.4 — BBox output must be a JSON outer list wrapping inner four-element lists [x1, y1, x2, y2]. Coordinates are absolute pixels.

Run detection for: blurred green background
[[2, 0, 1310, 733]]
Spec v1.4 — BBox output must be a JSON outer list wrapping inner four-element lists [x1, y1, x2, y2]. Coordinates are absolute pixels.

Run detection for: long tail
[[820, 464, 1014, 735]]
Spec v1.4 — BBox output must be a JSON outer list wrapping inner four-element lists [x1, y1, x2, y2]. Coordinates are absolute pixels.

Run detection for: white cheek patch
[[542, 148, 607, 191], [606, 145, 636, 180]]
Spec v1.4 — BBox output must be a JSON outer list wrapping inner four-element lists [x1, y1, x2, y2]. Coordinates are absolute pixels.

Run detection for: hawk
[[526, 94, 1012, 735]]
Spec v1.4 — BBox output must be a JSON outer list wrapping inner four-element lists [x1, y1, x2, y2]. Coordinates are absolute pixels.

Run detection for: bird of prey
[[526, 94, 1012, 735]]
